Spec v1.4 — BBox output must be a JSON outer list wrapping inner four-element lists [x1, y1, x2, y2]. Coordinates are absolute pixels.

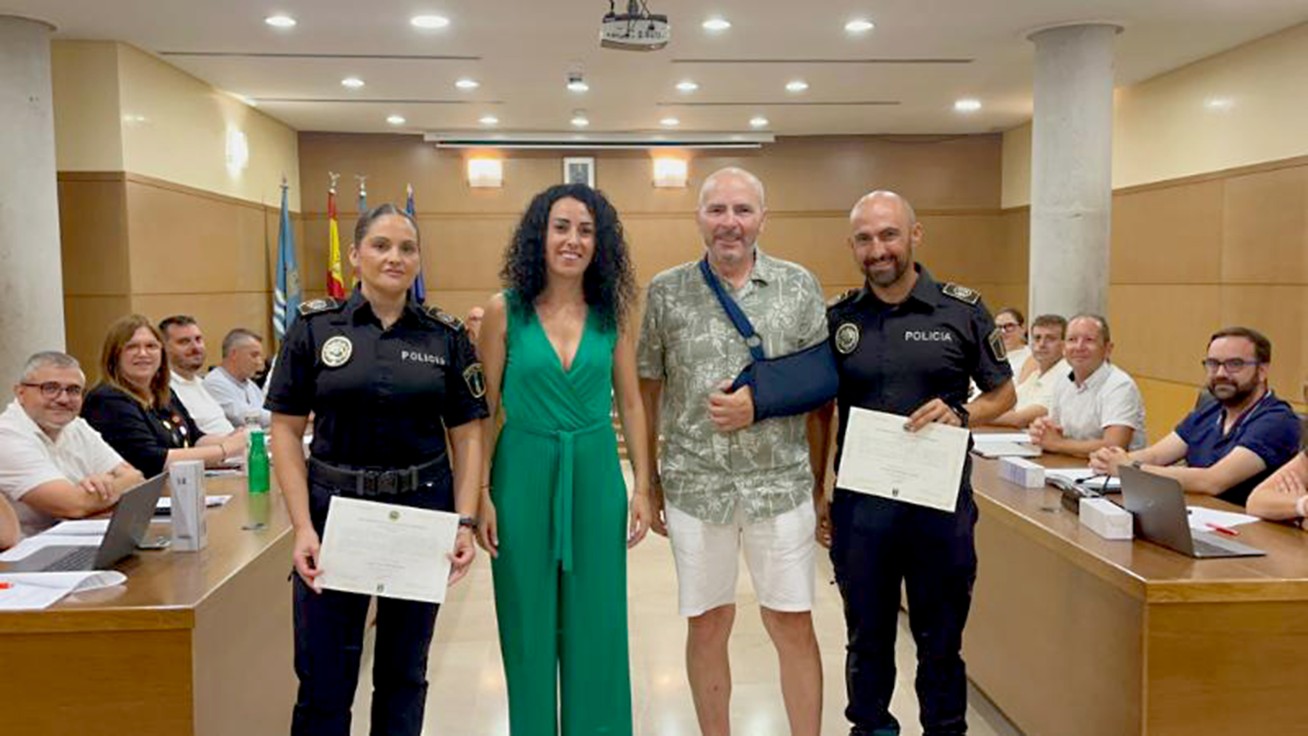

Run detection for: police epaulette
[[827, 288, 859, 309], [941, 282, 980, 305], [298, 297, 342, 317], [425, 305, 465, 331]]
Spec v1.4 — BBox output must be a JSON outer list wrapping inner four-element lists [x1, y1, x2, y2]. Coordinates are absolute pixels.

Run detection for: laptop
[[1119, 466, 1264, 558], [8, 473, 168, 572]]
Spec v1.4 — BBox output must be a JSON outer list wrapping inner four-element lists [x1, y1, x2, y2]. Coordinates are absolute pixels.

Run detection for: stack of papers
[[1187, 506, 1259, 532], [0, 571, 126, 611], [1044, 467, 1121, 491], [972, 433, 1042, 458]]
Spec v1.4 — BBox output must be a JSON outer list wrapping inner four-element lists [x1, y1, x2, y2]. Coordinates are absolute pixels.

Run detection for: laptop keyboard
[[46, 547, 97, 571]]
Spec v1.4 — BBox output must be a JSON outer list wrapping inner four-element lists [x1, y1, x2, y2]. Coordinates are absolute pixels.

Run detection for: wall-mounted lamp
[[467, 157, 503, 188], [225, 127, 249, 175], [652, 157, 688, 188]]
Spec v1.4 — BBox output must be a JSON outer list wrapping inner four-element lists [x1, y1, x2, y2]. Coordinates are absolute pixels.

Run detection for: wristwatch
[[458, 515, 478, 530], [948, 404, 970, 427], [1129, 459, 1144, 470]]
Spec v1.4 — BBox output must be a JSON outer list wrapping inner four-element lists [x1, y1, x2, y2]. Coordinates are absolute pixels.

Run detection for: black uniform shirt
[[266, 289, 489, 469], [826, 264, 1012, 467]]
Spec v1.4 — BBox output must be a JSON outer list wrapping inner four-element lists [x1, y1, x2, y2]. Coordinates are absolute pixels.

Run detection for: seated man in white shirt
[[1029, 314, 1146, 457], [990, 314, 1069, 428], [0, 351, 144, 536], [204, 328, 271, 429], [160, 315, 235, 435]]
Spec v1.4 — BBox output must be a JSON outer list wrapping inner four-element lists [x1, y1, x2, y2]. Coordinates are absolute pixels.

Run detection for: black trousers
[[829, 485, 979, 736], [290, 471, 453, 736]]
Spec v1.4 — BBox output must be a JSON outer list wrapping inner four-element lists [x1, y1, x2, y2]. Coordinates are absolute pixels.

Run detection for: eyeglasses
[[1201, 358, 1261, 373], [997, 323, 1023, 333], [21, 381, 85, 399]]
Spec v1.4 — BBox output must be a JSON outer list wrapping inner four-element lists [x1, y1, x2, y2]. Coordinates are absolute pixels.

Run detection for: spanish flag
[[325, 178, 346, 299]]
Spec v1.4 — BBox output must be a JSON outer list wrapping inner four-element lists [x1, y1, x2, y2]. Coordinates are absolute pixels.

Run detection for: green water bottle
[[247, 427, 270, 494]]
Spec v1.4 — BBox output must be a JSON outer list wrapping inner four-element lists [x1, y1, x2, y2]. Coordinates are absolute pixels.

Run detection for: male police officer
[[812, 191, 1015, 736]]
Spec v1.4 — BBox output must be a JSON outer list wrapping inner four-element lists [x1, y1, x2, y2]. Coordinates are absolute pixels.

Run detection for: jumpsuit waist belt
[[503, 418, 612, 572]]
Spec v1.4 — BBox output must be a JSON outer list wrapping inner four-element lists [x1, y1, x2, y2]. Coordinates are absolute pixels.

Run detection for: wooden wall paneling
[[1112, 179, 1225, 284], [58, 175, 131, 296], [125, 180, 260, 294], [1134, 376, 1207, 444], [1109, 284, 1222, 385], [1220, 165, 1308, 284], [130, 293, 273, 361], [63, 295, 133, 380], [1218, 285, 1306, 399], [759, 214, 861, 287]]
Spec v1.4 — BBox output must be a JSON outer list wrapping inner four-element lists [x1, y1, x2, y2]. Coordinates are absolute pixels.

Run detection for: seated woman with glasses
[[83, 315, 246, 477]]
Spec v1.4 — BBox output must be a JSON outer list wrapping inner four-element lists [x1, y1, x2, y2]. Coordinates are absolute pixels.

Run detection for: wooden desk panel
[[964, 454, 1308, 736], [0, 481, 295, 736]]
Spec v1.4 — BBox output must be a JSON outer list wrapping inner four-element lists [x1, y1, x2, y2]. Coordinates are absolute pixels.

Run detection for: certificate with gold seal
[[316, 496, 459, 603]]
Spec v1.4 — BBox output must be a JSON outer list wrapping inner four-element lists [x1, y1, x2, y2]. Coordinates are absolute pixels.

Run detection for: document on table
[[1044, 467, 1122, 491], [316, 496, 459, 604], [971, 432, 1042, 458], [0, 571, 127, 611], [835, 408, 971, 512], [1186, 506, 1259, 532], [0, 534, 101, 562]]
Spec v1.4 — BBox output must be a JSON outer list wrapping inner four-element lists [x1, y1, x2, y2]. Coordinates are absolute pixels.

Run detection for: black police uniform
[[826, 264, 1011, 736], [265, 288, 489, 736]]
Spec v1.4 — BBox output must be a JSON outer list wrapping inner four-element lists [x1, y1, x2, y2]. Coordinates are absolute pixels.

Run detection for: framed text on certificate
[[563, 156, 595, 187]]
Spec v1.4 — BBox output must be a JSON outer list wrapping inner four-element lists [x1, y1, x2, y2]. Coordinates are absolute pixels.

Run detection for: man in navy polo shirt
[[1090, 326, 1300, 506]]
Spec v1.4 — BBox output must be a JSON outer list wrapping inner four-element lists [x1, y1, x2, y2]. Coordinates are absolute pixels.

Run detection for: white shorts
[[665, 501, 817, 617]]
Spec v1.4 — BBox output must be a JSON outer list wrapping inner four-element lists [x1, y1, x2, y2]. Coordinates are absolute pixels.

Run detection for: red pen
[[1206, 522, 1239, 537]]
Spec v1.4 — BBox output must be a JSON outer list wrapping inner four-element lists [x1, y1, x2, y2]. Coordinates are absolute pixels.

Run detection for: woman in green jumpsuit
[[476, 183, 652, 735]]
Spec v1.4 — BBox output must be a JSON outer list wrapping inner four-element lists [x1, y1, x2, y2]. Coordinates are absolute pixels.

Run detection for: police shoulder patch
[[298, 297, 342, 317], [987, 328, 1007, 363], [827, 288, 859, 309], [941, 282, 980, 305], [425, 305, 465, 332]]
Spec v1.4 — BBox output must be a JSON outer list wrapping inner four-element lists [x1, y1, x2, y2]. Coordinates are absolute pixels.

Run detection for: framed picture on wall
[[563, 157, 595, 187]]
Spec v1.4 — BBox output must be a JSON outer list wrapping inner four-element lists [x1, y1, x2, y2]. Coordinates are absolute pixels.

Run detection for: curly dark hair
[[499, 183, 635, 331]]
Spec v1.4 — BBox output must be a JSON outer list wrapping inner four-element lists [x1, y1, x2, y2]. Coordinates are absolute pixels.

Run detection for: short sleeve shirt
[[827, 265, 1013, 489], [203, 367, 271, 428], [1049, 362, 1147, 450], [0, 400, 125, 535], [1015, 359, 1069, 412], [265, 290, 490, 469], [1175, 391, 1302, 506], [636, 250, 828, 524], [171, 372, 236, 435]]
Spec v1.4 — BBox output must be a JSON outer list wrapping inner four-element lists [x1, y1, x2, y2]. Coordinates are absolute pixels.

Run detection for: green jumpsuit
[[490, 296, 632, 735]]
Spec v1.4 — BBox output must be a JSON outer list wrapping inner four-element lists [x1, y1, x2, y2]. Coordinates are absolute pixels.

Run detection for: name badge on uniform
[[835, 322, 861, 355], [321, 335, 353, 368]]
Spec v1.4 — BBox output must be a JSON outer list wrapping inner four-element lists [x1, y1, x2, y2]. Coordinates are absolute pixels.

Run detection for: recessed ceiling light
[[676, 80, 699, 93], [479, 114, 499, 125], [749, 116, 769, 128], [845, 19, 875, 33], [954, 98, 982, 112], [566, 72, 589, 93], [785, 80, 809, 93], [571, 112, 590, 128], [386, 114, 406, 125], [264, 15, 296, 28], [341, 77, 365, 89], [702, 17, 731, 32], [455, 78, 480, 90], [410, 15, 450, 29], [660, 116, 680, 127], [1204, 96, 1234, 111]]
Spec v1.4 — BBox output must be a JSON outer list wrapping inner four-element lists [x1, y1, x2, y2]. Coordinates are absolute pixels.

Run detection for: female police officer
[[266, 203, 488, 736]]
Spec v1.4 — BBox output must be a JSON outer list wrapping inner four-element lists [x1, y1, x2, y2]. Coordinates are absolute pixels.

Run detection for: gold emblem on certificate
[[321, 335, 353, 367]]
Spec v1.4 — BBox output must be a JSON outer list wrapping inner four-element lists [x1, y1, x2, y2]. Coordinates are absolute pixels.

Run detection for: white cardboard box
[[999, 456, 1045, 488], [1079, 497, 1133, 541]]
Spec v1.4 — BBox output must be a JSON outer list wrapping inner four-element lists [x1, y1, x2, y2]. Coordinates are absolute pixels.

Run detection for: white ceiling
[[5, 0, 1306, 136]]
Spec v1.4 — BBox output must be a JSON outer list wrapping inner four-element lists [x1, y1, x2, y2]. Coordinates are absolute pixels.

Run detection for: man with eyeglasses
[[1090, 327, 1301, 506], [0, 351, 143, 536], [991, 314, 1069, 428], [1029, 314, 1146, 456]]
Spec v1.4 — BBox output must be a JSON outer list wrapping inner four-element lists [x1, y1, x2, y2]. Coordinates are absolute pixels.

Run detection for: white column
[[1027, 23, 1119, 320], [0, 16, 65, 382]]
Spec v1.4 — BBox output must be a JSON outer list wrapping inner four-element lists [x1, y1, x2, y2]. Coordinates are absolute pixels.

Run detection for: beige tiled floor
[[348, 473, 1021, 736]]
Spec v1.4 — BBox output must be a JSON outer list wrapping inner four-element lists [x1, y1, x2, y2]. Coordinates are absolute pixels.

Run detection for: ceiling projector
[[600, 0, 670, 51]]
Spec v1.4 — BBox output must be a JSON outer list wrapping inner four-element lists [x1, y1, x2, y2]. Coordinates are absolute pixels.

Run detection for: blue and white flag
[[273, 181, 302, 342]]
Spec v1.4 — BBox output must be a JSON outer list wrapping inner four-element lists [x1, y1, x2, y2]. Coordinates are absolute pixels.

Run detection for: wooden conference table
[[964, 451, 1308, 736], [0, 478, 295, 736]]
